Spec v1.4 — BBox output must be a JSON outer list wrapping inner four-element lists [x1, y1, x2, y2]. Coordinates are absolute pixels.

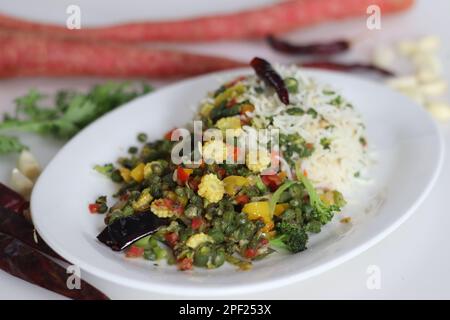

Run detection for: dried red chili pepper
[[0, 232, 109, 300], [267, 35, 350, 55], [0, 183, 29, 216], [0, 183, 63, 260], [250, 57, 289, 105], [301, 61, 394, 77], [0, 206, 63, 261]]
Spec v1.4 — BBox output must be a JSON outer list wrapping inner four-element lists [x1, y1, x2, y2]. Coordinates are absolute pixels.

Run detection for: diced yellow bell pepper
[[200, 103, 214, 117], [223, 176, 248, 196], [144, 163, 153, 178], [261, 221, 274, 233], [130, 163, 145, 182], [242, 201, 288, 232], [119, 167, 131, 183], [214, 84, 245, 106], [273, 203, 289, 216], [216, 117, 242, 130]]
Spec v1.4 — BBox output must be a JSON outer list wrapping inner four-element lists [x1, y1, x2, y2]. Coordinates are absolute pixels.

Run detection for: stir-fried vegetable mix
[[92, 60, 347, 271]]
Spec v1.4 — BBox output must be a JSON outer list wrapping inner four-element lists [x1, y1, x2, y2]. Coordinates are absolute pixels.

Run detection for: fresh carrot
[[0, 0, 414, 42], [0, 30, 243, 78]]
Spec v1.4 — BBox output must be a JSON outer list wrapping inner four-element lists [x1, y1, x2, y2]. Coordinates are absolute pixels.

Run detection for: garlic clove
[[426, 102, 450, 121], [420, 80, 448, 97], [17, 150, 41, 182], [386, 76, 418, 90], [397, 40, 418, 56], [412, 53, 443, 75], [417, 35, 441, 53], [10, 168, 34, 200], [373, 46, 396, 69], [416, 69, 440, 83]]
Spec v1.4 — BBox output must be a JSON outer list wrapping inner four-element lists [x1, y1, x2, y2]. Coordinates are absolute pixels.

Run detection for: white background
[[0, 0, 449, 299]]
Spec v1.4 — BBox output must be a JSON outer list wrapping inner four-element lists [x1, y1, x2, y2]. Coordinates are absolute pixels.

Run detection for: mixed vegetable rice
[[92, 59, 369, 271]]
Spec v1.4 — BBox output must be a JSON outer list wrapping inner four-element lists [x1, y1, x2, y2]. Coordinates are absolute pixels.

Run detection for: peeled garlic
[[386, 76, 418, 90], [417, 35, 441, 52], [397, 40, 418, 56], [10, 168, 34, 200], [412, 53, 443, 75], [416, 69, 439, 83], [426, 102, 450, 121], [17, 150, 41, 182], [420, 80, 448, 97], [373, 46, 396, 69]]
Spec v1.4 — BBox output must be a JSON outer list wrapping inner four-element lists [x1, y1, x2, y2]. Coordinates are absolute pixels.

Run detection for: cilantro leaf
[[0, 82, 152, 155], [0, 135, 27, 154]]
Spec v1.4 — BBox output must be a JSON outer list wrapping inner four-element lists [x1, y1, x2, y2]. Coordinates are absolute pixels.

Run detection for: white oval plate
[[31, 68, 444, 296]]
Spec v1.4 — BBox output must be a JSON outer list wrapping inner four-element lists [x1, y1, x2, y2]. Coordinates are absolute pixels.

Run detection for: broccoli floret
[[270, 221, 308, 253], [297, 171, 341, 225]]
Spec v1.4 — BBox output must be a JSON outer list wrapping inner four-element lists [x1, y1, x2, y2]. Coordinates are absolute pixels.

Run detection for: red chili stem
[[267, 35, 350, 55]]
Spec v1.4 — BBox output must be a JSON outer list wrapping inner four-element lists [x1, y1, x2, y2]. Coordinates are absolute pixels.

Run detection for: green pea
[[284, 77, 299, 94], [194, 245, 212, 267], [208, 228, 225, 243], [184, 205, 199, 218], [154, 246, 167, 260], [128, 146, 138, 154], [97, 203, 108, 214], [209, 248, 225, 268], [111, 170, 123, 183], [137, 133, 148, 143], [151, 162, 164, 176], [223, 211, 235, 224], [175, 186, 185, 197], [144, 249, 156, 261]]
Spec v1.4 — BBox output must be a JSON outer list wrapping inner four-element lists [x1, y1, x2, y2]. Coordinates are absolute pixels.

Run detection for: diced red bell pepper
[[88, 203, 99, 214], [164, 128, 177, 140], [191, 217, 203, 230], [164, 232, 179, 247], [216, 167, 226, 179], [244, 248, 257, 259], [188, 176, 201, 191], [178, 257, 193, 271], [177, 167, 191, 184], [162, 198, 184, 215], [235, 194, 250, 205], [126, 245, 144, 258], [261, 174, 282, 192]]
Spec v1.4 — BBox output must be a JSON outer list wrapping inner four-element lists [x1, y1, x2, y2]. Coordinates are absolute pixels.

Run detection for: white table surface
[[0, 0, 449, 299]]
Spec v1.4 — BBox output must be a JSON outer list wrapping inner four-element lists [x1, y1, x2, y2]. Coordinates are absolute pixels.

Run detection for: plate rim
[[30, 67, 445, 296]]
